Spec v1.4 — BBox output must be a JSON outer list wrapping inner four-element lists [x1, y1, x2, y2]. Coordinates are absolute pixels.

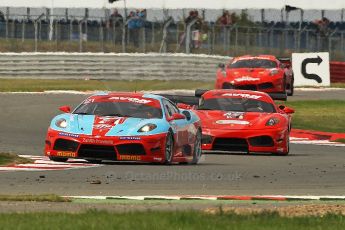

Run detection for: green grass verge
[[0, 79, 345, 92], [0, 194, 70, 202], [0, 210, 344, 230], [285, 100, 345, 133], [0, 79, 214, 92], [335, 139, 345, 143], [0, 153, 33, 166]]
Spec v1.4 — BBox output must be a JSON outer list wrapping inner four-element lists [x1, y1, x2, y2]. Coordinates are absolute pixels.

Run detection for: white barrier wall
[[0, 53, 229, 81]]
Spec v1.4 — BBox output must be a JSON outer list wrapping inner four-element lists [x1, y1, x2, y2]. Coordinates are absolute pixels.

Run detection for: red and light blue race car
[[44, 92, 202, 164], [192, 89, 294, 155], [215, 55, 294, 97]]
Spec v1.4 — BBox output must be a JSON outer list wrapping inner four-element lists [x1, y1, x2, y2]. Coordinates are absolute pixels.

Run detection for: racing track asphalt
[[0, 89, 344, 196]]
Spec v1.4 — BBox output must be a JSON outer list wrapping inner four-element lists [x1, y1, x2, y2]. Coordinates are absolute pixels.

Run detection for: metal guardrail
[[0, 53, 228, 80]]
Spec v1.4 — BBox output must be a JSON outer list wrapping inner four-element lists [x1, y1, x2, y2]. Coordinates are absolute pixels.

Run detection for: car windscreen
[[73, 101, 163, 119], [198, 98, 276, 113], [229, 59, 277, 69]]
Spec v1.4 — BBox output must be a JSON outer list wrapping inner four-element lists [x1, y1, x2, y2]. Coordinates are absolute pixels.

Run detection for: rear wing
[[158, 94, 199, 106], [194, 89, 287, 101], [277, 57, 292, 68]]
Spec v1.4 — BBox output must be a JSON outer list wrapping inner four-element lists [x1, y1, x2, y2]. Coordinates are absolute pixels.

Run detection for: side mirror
[[278, 105, 294, 114], [283, 107, 295, 114], [59, 106, 71, 113], [218, 63, 225, 69], [167, 113, 186, 121]]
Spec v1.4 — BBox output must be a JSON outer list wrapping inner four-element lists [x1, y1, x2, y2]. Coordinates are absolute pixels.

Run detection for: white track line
[[64, 195, 345, 201]]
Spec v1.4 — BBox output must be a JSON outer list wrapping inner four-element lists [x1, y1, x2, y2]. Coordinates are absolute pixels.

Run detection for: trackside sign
[[292, 52, 330, 87]]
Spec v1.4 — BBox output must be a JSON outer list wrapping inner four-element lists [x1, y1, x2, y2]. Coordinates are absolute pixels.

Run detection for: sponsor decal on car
[[222, 93, 262, 99], [119, 155, 142, 161], [235, 76, 260, 82], [224, 112, 244, 119], [119, 136, 141, 140], [82, 138, 114, 145], [153, 157, 162, 161], [216, 120, 250, 125], [56, 151, 76, 157], [58, 132, 79, 138], [83, 98, 95, 104], [108, 97, 152, 104]]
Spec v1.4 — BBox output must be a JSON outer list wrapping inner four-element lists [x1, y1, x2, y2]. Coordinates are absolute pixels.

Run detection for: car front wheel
[[191, 131, 202, 164], [164, 132, 174, 165], [49, 157, 68, 162]]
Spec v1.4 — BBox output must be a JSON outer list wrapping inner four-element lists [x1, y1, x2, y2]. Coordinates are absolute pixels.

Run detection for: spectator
[[191, 10, 203, 48], [109, 9, 123, 27], [0, 10, 4, 21], [217, 10, 233, 27], [313, 17, 330, 36], [127, 10, 146, 48]]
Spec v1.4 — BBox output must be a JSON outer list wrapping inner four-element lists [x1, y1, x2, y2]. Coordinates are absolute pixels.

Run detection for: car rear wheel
[[222, 82, 234, 89], [164, 132, 174, 165], [287, 78, 294, 96], [49, 157, 68, 162], [191, 130, 202, 164]]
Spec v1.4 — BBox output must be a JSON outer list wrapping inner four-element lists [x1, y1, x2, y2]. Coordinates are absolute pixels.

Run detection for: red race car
[[215, 55, 294, 97], [44, 92, 202, 164], [193, 89, 294, 155]]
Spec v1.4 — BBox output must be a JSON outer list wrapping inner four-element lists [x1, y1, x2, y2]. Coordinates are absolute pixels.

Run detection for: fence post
[[234, 26, 238, 56], [211, 23, 215, 55], [100, 21, 105, 52], [185, 18, 198, 54], [142, 25, 146, 53], [122, 20, 126, 53], [151, 20, 155, 47], [341, 32, 344, 60], [22, 19, 25, 42], [79, 21, 83, 52], [34, 22, 38, 52], [69, 19, 73, 41], [159, 17, 173, 53], [5, 7, 9, 40]]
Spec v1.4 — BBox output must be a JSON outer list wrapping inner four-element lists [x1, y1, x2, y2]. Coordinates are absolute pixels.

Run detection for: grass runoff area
[[285, 100, 345, 133], [0, 210, 345, 230], [0, 79, 214, 92], [0, 153, 33, 166], [0, 79, 344, 92]]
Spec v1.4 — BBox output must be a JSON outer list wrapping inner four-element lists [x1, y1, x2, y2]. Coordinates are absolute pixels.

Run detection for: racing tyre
[[49, 157, 68, 162], [222, 82, 234, 89], [282, 76, 287, 94], [272, 133, 290, 156], [287, 78, 294, 96], [191, 130, 202, 164], [164, 132, 174, 165], [87, 159, 102, 164]]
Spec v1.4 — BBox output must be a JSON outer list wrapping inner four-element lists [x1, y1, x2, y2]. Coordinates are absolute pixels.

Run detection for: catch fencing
[[0, 14, 344, 61]]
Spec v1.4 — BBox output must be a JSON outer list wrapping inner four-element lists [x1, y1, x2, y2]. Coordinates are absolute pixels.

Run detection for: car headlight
[[270, 69, 279, 76], [266, 118, 280, 126], [55, 118, 68, 128], [138, 124, 157, 132]]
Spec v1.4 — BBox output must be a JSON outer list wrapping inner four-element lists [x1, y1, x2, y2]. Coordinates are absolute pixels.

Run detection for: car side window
[[162, 99, 179, 117]]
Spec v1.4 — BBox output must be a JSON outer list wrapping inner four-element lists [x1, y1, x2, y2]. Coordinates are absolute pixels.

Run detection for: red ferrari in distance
[[215, 55, 294, 96], [193, 89, 294, 155]]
